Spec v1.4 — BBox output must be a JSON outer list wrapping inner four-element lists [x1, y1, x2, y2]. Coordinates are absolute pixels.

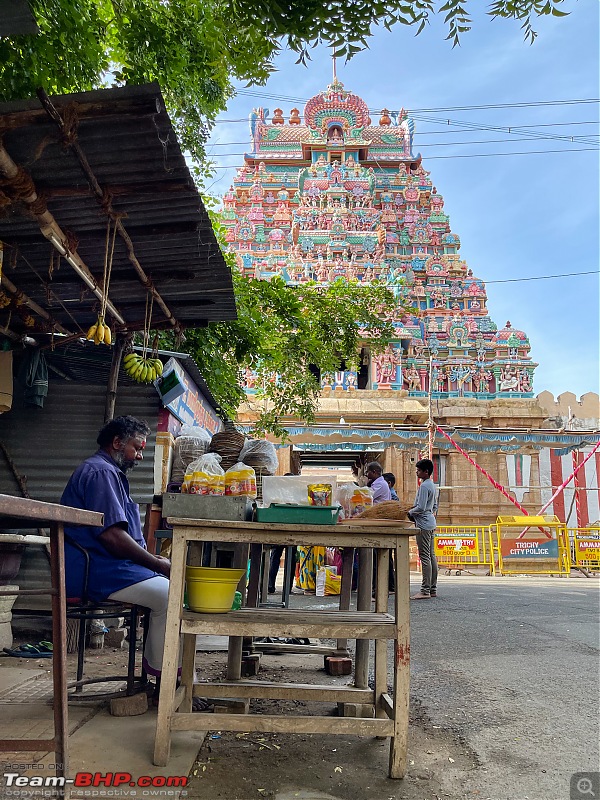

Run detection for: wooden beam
[[0, 143, 126, 325], [194, 681, 374, 704], [37, 89, 180, 330], [170, 713, 394, 736], [104, 332, 128, 422], [0, 493, 103, 526], [1, 273, 71, 335]]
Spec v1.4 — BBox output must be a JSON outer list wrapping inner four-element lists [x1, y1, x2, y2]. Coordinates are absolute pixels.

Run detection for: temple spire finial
[[332, 55, 337, 81]]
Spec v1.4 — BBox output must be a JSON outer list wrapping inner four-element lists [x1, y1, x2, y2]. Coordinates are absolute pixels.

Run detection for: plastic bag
[[326, 547, 343, 574], [335, 483, 373, 518], [316, 566, 341, 597], [239, 439, 279, 475], [182, 452, 225, 495], [171, 426, 212, 483], [224, 462, 257, 498], [351, 486, 373, 517]]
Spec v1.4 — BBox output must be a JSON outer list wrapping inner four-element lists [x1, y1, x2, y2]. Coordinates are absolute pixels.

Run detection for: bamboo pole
[[104, 333, 128, 422], [0, 143, 125, 325], [1, 273, 70, 335], [37, 89, 179, 330]]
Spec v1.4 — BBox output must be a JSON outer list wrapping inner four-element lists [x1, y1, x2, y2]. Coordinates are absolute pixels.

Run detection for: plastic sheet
[[170, 425, 212, 483]]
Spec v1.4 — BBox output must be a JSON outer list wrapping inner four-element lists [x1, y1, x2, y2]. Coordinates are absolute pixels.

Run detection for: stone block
[[241, 653, 261, 677], [341, 702, 375, 718], [325, 656, 352, 676], [109, 691, 148, 717], [0, 620, 13, 650], [213, 697, 250, 714], [104, 627, 127, 649]]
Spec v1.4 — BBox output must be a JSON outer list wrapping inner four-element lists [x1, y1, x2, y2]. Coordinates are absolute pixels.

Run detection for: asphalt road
[[408, 573, 600, 800]]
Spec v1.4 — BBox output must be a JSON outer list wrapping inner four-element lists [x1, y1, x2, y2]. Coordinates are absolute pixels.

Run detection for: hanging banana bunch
[[86, 218, 116, 345], [123, 352, 164, 383], [123, 294, 164, 383]]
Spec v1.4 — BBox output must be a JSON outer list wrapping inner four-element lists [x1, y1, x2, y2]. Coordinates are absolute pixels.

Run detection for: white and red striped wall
[[538, 447, 600, 526]]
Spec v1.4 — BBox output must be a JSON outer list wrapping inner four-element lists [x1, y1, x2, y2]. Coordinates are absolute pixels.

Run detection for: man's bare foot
[[410, 592, 432, 600]]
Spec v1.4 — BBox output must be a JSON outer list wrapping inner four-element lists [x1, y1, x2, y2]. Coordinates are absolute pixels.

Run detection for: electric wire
[[485, 271, 598, 284], [203, 146, 598, 164]]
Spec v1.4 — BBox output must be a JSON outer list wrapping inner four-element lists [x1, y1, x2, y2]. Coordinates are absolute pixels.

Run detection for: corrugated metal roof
[[0, 381, 159, 508], [11, 339, 223, 416], [0, 83, 236, 336], [0, 0, 38, 35]]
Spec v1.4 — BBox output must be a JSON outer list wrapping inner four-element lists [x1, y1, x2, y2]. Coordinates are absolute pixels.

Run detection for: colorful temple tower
[[223, 78, 537, 398]]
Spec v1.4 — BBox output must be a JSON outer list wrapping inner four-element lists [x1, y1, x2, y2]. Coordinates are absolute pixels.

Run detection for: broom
[[353, 500, 413, 521]]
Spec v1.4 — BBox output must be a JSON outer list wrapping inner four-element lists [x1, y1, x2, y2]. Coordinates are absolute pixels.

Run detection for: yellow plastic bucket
[[185, 566, 245, 613]]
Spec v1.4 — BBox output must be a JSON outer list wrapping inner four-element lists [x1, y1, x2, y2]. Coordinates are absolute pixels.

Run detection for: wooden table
[[0, 494, 102, 787], [153, 518, 415, 779]]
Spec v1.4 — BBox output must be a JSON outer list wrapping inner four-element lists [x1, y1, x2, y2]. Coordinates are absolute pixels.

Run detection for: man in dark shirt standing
[[62, 416, 171, 679]]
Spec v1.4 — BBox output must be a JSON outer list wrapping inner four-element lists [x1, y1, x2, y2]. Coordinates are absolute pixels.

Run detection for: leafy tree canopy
[[160, 236, 397, 436], [0, 0, 570, 164]]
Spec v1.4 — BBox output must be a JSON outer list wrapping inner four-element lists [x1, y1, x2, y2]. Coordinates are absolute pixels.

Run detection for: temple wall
[[537, 391, 599, 430]]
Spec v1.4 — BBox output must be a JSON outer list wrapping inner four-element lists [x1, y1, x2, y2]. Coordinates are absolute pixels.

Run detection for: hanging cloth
[[18, 349, 48, 408]]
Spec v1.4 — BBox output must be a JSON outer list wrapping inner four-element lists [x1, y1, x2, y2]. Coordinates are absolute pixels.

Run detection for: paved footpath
[[407, 574, 600, 800]]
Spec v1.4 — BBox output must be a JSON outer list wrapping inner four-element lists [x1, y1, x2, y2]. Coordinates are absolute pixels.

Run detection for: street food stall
[[153, 516, 415, 779]]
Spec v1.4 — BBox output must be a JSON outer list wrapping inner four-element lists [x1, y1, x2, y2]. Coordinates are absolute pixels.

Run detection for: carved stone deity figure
[[518, 369, 532, 392], [345, 371, 358, 390], [374, 346, 401, 386], [431, 366, 444, 393], [474, 367, 492, 393], [404, 364, 421, 392], [499, 365, 519, 391], [243, 368, 256, 389]]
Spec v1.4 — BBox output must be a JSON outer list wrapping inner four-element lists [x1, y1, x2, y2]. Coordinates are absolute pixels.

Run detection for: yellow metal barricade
[[495, 515, 570, 576], [434, 525, 495, 575], [568, 527, 600, 571]]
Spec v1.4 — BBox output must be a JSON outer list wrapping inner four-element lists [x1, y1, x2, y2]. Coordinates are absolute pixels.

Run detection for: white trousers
[[108, 575, 175, 677]]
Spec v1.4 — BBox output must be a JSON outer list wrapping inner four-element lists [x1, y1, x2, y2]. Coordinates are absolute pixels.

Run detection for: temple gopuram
[[225, 77, 599, 525], [224, 77, 536, 398]]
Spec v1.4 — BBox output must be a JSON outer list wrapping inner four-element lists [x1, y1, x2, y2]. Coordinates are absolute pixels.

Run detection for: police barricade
[[434, 525, 495, 575], [495, 515, 570, 576], [567, 527, 600, 571]]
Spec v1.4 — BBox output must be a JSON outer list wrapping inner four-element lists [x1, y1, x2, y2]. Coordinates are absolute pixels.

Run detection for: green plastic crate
[[255, 504, 340, 525]]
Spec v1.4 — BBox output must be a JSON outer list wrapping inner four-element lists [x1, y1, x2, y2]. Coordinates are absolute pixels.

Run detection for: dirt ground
[[185, 649, 479, 800], [5, 618, 481, 800]]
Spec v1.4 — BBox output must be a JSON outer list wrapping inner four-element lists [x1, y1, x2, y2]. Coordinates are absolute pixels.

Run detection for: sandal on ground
[[3, 643, 53, 658], [152, 688, 213, 712]]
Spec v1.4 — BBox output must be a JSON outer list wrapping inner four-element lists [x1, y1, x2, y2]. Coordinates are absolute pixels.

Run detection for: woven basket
[[208, 421, 245, 472]]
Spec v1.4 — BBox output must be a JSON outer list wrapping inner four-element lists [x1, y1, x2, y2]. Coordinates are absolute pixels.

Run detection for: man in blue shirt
[[383, 472, 399, 501], [62, 416, 171, 679], [408, 458, 439, 600]]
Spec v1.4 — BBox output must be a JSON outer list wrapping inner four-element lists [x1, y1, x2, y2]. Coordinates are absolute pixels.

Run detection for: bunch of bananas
[[85, 316, 112, 346], [123, 352, 164, 384]]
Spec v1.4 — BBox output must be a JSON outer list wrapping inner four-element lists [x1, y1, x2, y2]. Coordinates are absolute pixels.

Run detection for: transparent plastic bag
[[182, 452, 225, 496], [171, 426, 212, 483], [224, 462, 257, 498], [239, 439, 279, 475], [336, 483, 361, 518], [350, 486, 373, 517]]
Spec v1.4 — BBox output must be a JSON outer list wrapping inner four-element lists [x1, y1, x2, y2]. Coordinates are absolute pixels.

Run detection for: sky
[[205, 2, 599, 401]]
